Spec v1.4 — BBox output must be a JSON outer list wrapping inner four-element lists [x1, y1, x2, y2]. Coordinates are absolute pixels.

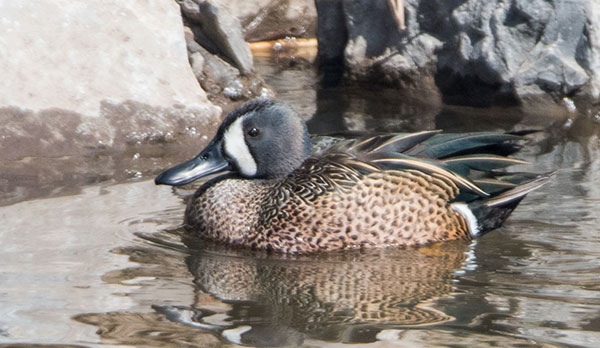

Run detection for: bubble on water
[[224, 79, 245, 100], [562, 97, 576, 113], [563, 118, 574, 129], [125, 169, 143, 179], [185, 126, 198, 136], [259, 87, 275, 98]]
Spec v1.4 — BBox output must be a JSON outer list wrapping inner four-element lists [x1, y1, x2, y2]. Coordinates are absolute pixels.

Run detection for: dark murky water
[[1, 57, 600, 347]]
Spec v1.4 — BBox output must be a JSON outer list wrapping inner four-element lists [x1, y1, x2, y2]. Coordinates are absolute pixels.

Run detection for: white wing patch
[[451, 203, 480, 237], [223, 117, 257, 177]]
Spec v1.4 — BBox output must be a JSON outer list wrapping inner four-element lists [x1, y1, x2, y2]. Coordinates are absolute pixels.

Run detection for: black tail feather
[[468, 174, 552, 237], [468, 196, 526, 237]]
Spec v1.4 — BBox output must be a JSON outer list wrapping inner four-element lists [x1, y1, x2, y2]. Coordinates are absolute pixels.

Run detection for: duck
[[155, 98, 549, 254]]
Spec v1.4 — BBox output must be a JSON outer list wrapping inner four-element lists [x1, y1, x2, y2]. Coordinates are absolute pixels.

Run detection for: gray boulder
[[0, 0, 221, 204], [316, 0, 600, 111], [0, 0, 219, 118]]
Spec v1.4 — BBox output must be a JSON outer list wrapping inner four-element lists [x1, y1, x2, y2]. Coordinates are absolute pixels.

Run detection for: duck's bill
[[154, 142, 231, 186]]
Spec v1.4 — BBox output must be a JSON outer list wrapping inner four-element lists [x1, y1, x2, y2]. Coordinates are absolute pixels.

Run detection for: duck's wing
[[310, 130, 442, 156], [344, 131, 523, 159], [405, 132, 523, 158], [325, 131, 544, 202], [293, 131, 550, 241], [347, 130, 442, 154]]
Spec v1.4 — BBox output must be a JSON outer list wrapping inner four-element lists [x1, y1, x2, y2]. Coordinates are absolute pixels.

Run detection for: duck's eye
[[247, 127, 260, 137]]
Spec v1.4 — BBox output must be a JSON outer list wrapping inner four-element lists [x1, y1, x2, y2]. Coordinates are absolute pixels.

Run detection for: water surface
[[1, 57, 600, 347]]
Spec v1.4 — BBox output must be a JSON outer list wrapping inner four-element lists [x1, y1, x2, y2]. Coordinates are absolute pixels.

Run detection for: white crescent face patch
[[223, 117, 258, 177]]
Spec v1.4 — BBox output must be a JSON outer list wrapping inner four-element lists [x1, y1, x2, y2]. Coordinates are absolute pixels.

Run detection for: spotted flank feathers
[[155, 99, 550, 253]]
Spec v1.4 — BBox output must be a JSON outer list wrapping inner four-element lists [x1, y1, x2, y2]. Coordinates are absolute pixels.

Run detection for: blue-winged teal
[[155, 99, 549, 253]]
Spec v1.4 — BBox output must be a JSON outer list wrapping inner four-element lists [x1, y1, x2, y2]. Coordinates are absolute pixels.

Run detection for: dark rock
[[183, 27, 274, 107], [180, 0, 318, 99], [315, 0, 347, 67], [316, 0, 600, 110], [179, 0, 254, 74]]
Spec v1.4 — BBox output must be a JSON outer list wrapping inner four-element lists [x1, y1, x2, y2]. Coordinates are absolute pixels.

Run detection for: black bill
[[155, 140, 231, 186]]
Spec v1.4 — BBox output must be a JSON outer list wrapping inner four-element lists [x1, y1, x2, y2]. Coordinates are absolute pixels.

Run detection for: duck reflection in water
[[154, 240, 471, 346]]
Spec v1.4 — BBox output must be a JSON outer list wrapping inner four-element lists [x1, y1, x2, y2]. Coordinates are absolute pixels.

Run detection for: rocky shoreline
[[316, 0, 600, 114], [1, 0, 599, 205]]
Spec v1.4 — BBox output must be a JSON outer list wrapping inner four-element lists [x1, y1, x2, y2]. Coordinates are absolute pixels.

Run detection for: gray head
[[155, 99, 312, 186]]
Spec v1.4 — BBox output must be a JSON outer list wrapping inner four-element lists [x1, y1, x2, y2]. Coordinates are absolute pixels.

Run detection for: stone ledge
[[316, 0, 600, 112]]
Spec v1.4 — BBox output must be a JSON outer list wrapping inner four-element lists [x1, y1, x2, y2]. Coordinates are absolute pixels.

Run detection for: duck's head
[[155, 99, 312, 186]]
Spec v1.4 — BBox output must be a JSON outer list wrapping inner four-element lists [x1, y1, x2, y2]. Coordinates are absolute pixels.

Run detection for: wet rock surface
[[210, 0, 317, 42], [316, 0, 600, 110], [0, 102, 220, 206]]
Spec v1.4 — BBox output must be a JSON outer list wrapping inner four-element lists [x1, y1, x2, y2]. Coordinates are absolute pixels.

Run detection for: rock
[[178, 1, 276, 106], [0, 0, 217, 118], [316, 0, 600, 110], [315, 0, 347, 67], [588, 2, 600, 99], [0, 0, 222, 204], [183, 27, 274, 107], [210, 0, 317, 42], [179, 0, 254, 74]]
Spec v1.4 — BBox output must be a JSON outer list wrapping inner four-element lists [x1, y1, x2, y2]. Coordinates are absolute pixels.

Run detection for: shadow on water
[[257, 57, 570, 138]]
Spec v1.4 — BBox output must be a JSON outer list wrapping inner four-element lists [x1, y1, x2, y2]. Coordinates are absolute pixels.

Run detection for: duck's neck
[[254, 131, 312, 179]]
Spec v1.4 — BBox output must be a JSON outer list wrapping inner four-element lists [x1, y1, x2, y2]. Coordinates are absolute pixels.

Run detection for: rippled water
[[1, 57, 600, 347]]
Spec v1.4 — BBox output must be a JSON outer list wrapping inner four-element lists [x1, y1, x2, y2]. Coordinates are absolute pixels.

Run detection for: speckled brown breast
[[185, 157, 471, 253]]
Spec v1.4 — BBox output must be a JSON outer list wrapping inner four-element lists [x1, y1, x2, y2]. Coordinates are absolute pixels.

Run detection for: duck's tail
[[457, 174, 552, 238]]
